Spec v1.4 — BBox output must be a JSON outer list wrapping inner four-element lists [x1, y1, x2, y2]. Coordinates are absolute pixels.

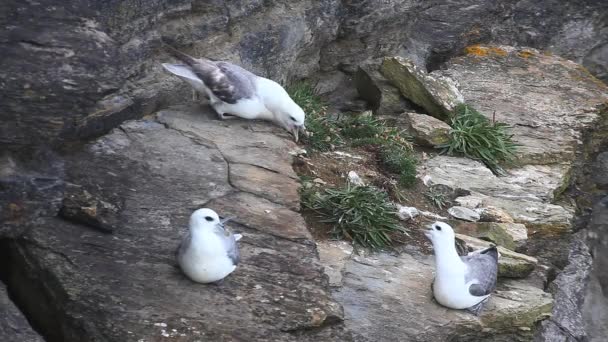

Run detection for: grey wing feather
[[224, 233, 240, 266], [461, 247, 498, 297], [176, 232, 191, 260], [190, 60, 256, 104], [215, 225, 240, 266]]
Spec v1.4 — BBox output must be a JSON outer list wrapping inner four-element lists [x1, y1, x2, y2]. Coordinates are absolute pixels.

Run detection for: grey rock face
[[535, 233, 593, 342], [5, 107, 349, 342], [0, 282, 44, 342], [448, 206, 481, 222], [2, 1, 607, 149]]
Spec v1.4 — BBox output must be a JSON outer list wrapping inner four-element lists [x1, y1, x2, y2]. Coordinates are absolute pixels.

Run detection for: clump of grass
[[338, 115, 384, 141], [287, 82, 341, 151], [441, 104, 517, 174], [379, 145, 417, 187], [425, 187, 448, 209], [302, 184, 404, 249]]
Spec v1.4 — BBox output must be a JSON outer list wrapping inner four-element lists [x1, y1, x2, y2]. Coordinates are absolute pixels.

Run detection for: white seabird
[[177, 208, 241, 284], [161, 44, 306, 141], [425, 221, 498, 315]]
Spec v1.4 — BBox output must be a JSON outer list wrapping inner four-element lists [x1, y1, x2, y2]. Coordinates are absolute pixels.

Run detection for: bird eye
[[204, 216, 214, 222], [436, 225, 442, 231], [289, 116, 296, 122]]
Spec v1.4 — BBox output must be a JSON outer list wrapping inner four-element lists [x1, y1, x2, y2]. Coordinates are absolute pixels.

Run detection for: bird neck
[[256, 77, 292, 119], [433, 239, 465, 276]]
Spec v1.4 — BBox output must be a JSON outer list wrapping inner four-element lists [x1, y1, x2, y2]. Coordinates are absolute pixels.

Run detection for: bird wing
[[214, 225, 240, 266], [176, 231, 191, 260], [163, 44, 257, 104], [461, 246, 498, 297]]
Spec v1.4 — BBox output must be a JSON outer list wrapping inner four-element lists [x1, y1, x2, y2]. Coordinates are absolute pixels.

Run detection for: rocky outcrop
[[421, 46, 608, 236], [330, 248, 551, 342], [4, 106, 349, 341], [381, 57, 464, 118], [0, 283, 44, 342], [535, 234, 593, 342], [2, 1, 607, 149]]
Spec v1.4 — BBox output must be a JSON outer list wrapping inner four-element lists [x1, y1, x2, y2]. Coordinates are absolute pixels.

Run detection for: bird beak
[[291, 126, 299, 142], [424, 225, 434, 239], [220, 217, 235, 225]]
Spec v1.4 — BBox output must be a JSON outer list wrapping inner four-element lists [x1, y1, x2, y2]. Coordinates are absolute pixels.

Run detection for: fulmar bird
[[177, 208, 242, 284], [161, 44, 306, 141], [425, 221, 498, 315]]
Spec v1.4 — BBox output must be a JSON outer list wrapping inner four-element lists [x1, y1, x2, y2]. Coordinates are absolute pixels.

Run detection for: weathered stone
[[381, 56, 464, 119], [4, 107, 348, 342], [157, 106, 299, 179], [354, 62, 412, 116], [452, 222, 516, 250], [332, 250, 551, 341], [404, 112, 451, 147], [316, 241, 353, 287], [438, 45, 608, 166], [397, 205, 420, 221], [0, 282, 44, 342], [535, 234, 593, 341], [347, 171, 365, 186], [477, 206, 515, 223], [58, 183, 122, 233], [426, 156, 574, 232], [207, 192, 311, 241], [229, 163, 300, 210], [0, 149, 65, 238], [456, 234, 538, 279], [448, 206, 481, 222]]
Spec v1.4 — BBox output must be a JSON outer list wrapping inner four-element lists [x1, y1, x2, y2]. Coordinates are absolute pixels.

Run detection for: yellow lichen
[[489, 47, 508, 56], [518, 50, 535, 59], [464, 45, 489, 57], [465, 45, 508, 57]]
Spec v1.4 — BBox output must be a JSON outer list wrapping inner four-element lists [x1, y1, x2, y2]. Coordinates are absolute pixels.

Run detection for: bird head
[[424, 221, 456, 248], [189, 208, 232, 230], [277, 102, 306, 142]]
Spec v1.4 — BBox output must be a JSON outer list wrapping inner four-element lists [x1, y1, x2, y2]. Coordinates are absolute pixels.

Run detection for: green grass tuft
[[440, 104, 517, 174], [379, 145, 417, 187], [287, 82, 342, 151], [302, 184, 404, 249], [424, 187, 448, 209]]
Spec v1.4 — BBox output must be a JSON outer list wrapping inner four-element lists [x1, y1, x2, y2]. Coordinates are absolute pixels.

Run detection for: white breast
[[178, 231, 236, 284], [433, 264, 489, 309]]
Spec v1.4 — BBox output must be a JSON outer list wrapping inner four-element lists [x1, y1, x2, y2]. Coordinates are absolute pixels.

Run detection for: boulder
[[448, 206, 481, 222], [456, 234, 538, 279], [452, 222, 517, 250], [354, 62, 412, 116], [381, 57, 464, 119], [4, 106, 349, 342], [0, 282, 44, 342], [477, 206, 515, 224], [404, 113, 451, 147], [332, 250, 552, 341]]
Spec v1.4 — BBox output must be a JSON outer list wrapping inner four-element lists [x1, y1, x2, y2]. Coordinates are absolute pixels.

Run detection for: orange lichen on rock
[[518, 50, 535, 59], [489, 47, 508, 56], [465, 45, 508, 57], [465, 45, 489, 57]]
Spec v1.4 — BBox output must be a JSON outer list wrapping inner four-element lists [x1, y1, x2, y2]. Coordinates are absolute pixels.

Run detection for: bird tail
[[162, 41, 199, 66]]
